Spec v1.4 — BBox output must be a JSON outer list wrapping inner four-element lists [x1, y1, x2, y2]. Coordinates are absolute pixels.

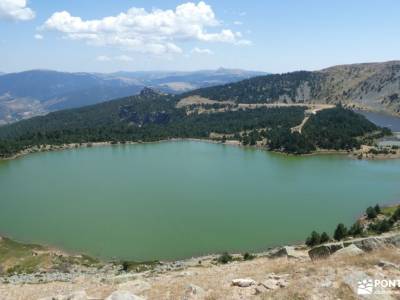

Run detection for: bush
[[348, 221, 363, 237], [243, 252, 255, 260], [391, 206, 400, 222], [305, 231, 321, 247], [320, 232, 330, 243], [217, 252, 233, 264], [334, 223, 348, 241], [121, 261, 129, 272], [374, 204, 381, 214], [369, 219, 393, 234], [366, 206, 377, 219]]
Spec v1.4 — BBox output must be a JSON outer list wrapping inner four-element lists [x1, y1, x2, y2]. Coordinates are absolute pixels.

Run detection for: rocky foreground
[[0, 230, 399, 300]]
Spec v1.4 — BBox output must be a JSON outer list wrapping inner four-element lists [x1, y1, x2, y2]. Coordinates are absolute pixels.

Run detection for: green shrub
[[320, 232, 330, 243], [391, 207, 400, 222], [369, 219, 393, 234], [348, 221, 363, 237], [243, 252, 255, 260], [217, 252, 233, 264], [334, 223, 348, 241], [366, 206, 377, 219], [305, 231, 321, 247], [374, 204, 381, 214]]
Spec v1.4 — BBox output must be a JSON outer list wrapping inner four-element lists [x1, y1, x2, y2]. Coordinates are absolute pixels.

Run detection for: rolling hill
[[0, 69, 265, 124], [186, 61, 400, 116]]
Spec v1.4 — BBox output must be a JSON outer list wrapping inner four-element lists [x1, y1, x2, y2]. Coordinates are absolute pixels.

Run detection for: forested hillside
[[0, 86, 388, 157], [186, 61, 400, 115]]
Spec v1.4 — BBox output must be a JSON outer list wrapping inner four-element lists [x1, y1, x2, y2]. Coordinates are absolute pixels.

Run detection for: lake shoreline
[[0, 202, 398, 268], [2, 137, 400, 162], [1, 206, 399, 266]]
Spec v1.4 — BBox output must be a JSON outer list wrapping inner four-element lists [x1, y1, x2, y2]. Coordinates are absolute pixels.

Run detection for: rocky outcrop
[[267, 246, 308, 259], [332, 244, 364, 257], [308, 243, 344, 260], [105, 291, 144, 300], [182, 284, 206, 300], [309, 232, 400, 259], [231, 278, 256, 287]]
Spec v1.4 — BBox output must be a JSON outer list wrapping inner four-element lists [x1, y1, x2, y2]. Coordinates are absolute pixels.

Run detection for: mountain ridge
[[0, 68, 266, 124], [186, 60, 400, 116]]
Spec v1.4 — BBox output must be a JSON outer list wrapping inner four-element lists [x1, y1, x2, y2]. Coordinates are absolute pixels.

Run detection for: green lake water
[[0, 141, 400, 261]]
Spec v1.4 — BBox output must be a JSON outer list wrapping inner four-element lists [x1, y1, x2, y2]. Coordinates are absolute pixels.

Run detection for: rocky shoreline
[[1, 230, 399, 299], [1, 203, 400, 299]]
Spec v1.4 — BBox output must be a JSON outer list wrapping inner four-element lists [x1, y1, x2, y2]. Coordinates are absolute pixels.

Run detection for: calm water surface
[[0, 141, 400, 261], [357, 110, 400, 131]]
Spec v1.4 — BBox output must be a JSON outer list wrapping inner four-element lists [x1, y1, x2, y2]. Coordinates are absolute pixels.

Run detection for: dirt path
[[291, 104, 335, 133]]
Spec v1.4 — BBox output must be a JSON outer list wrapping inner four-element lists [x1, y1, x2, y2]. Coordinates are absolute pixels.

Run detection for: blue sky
[[1, 0, 400, 73]]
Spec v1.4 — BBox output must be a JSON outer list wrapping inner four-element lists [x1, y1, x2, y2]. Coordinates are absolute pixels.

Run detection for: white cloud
[[42, 1, 250, 55], [191, 47, 213, 55], [96, 55, 133, 62], [115, 55, 133, 62], [233, 21, 243, 26], [96, 55, 111, 62], [0, 0, 35, 21], [34, 34, 43, 40]]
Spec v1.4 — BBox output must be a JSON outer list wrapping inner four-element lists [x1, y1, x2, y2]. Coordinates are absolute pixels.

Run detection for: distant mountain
[[111, 68, 266, 92], [0, 69, 266, 124], [187, 61, 400, 116]]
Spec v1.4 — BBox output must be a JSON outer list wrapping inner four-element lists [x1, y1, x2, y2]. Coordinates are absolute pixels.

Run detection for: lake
[[0, 141, 400, 261], [357, 110, 400, 131]]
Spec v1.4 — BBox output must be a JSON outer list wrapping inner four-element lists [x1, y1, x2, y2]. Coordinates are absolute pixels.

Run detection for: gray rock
[[268, 246, 308, 259], [258, 273, 289, 291], [260, 279, 280, 290], [347, 237, 384, 251], [332, 244, 364, 257], [308, 243, 344, 260], [231, 278, 256, 287], [378, 260, 399, 270], [254, 284, 268, 295], [309, 232, 400, 260], [182, 284, 206, 300], [105, 291, 145, 300]]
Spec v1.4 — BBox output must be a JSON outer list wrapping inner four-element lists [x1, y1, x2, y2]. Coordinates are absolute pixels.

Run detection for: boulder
[[385, 233, 400, 247], [254, 284, 268, 295], [332, 244, 364, 258], [309, 232, 400, 259], [262, 273, 289, 290], [105, 290, 145, 300], [268, 246, 308, 259], [260, 279, 280, 290], [347, 237, 384, 251], [308, 243, 344, 260], [182, 284, 206, 300], [231, 278, 256, 287]]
